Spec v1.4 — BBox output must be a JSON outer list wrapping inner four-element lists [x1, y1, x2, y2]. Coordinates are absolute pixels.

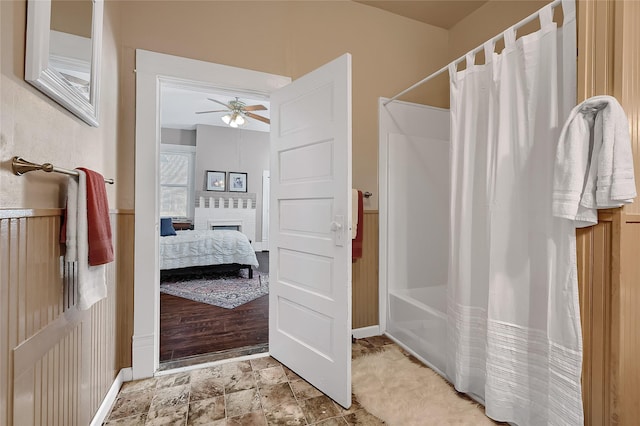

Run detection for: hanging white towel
[[553, 95, 636, 227], [65, 170, 107, 310]]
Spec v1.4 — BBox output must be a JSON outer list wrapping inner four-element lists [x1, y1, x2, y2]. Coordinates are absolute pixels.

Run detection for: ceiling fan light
[[222, 111, 247, 128]]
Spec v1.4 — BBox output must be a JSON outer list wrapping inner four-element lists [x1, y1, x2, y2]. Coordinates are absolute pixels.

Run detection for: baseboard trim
[[352, 325, 380, 339], [90, 367, 133, 426], [132, 333, 155, 379]]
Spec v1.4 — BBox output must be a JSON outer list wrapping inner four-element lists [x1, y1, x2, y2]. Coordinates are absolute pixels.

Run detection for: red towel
[[78, 168, 114, 266], [352, 190, 364, 261]]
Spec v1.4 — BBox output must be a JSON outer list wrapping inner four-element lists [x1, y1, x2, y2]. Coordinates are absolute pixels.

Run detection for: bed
[[160, 229, 259, 278]]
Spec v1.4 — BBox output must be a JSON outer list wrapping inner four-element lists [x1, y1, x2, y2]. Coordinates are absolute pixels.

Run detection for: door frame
[[133, 49, 290, 379], [261, 170, 270, 251]]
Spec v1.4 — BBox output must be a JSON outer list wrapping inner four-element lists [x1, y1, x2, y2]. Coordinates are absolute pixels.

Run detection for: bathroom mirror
[[25, 0, 103, 127]]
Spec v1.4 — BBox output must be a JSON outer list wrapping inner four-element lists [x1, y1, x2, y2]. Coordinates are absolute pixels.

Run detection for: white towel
[[352, 189, 359, 239], [593, 98, 636, 205], [553, 95, 637, 227], [65, 170, 107, 310]]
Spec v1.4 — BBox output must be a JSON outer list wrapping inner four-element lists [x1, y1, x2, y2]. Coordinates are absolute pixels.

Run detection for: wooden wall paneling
[[578, 0, 640, 423], [576, 217, 614, 425], [614, 0, 640, 217], [115, 212, 135, 369], [577, 0, 615, 100], [620, 216, 640, 424], [16, 218, 28, 346], [0, 210, 129, 425], [13, 318, 85, 425], [575, 226, 593, 422], [613, 0, 640, 423], [1, 218, 13, 425], [610, 210, 623, 425], [577, 0, 620, 424], [352, 211, 379, 329]]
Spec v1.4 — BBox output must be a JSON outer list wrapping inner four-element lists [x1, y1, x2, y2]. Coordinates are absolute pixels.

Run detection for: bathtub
[[387, 284, 447, 375]]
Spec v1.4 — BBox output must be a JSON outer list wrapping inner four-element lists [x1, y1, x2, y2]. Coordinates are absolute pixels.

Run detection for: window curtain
[[446, 1, 582, 424]]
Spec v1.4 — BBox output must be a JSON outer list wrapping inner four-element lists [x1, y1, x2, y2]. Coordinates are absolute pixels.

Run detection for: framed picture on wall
[[206, 170, 226, 191], [228, 172, 248, 192]]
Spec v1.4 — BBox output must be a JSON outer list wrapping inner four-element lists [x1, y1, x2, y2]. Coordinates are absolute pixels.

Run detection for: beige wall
[[449, 0, 552, 60], [1, 1, 589, 422], [0, 0, 120, 209], [3, 0, 551, 212], [388, 0, 553, 110], [117, 0, 450, 210], [1, 2, 124, 423]]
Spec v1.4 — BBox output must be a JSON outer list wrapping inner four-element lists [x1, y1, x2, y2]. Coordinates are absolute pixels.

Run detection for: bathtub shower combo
[[379, 102, 450, 375], [378, 1, 585, 424]]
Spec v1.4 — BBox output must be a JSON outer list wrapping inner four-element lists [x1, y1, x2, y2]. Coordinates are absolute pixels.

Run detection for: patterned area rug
[[160, 271, 269, 309]]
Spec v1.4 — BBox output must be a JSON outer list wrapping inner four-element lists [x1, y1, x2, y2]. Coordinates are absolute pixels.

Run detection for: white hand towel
[[552, 102, 598, 227], [65, 170, 107, 310], [65, 176, 79, 261], [593, 97, 636, 206], [553, 95, 637, 227]]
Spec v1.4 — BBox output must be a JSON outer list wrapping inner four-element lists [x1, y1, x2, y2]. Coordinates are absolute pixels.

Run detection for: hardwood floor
[[160, 251, 269, 364]]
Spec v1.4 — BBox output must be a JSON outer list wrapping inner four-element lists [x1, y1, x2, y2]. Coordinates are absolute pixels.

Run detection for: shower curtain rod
[[383, 0, 562, 106]]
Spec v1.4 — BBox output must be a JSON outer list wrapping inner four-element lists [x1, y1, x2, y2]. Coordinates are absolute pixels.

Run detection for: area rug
[[352, 345, 497, 426], [160, 272, 268, 309]]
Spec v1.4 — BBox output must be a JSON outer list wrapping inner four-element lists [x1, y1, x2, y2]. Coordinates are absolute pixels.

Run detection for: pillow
[[160, 217, 176, 236]]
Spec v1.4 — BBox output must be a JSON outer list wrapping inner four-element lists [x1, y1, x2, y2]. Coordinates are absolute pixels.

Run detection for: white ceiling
[[160, 84, 271, 133]]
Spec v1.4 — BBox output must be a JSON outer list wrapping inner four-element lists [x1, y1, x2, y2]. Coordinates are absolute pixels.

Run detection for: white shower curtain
[[447, 1, 583, 424]]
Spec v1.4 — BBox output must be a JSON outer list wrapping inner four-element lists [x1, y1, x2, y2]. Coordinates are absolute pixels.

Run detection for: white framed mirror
[[25, 0, 103, 127]]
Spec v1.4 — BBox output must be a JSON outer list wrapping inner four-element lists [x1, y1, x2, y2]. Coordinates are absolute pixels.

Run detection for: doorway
[[157, 83, 273, 367], [133, 49, 353, 408], [132, 50, 291, 379]]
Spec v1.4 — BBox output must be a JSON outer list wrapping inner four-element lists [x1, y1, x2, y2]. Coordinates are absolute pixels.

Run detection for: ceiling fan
[[196, 97, 269, 127]]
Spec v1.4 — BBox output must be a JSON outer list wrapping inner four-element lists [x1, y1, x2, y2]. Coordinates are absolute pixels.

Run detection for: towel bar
[[11, 156, 114, 184]]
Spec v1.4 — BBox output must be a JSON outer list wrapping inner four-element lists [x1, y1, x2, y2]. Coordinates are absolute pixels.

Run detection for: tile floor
[[103, 337, 393, 425]]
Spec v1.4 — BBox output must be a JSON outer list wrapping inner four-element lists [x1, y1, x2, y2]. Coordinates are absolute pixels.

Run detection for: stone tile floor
[[103, 337, 394, 425]]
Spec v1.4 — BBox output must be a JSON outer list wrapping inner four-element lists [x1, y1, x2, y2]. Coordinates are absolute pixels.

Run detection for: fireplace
[[211, 225, 240, 231], [208, 219, 243, 233]]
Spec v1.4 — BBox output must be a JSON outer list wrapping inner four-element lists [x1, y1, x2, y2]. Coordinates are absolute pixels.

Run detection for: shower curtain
[[447, 1, 583, 425]]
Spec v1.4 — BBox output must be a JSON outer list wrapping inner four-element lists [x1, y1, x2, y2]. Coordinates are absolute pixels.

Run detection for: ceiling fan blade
[[243, 104, 267, 112], [195, 109, 229, 114], [246, 112, 270, 124], [207, 98, 232, 109]]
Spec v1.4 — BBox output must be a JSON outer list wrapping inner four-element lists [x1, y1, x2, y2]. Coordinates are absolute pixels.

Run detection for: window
[[159, 145, 195, 219]]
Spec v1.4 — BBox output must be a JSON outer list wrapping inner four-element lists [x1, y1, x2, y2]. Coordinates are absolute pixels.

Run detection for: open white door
[[269, 54, 352, 408]]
